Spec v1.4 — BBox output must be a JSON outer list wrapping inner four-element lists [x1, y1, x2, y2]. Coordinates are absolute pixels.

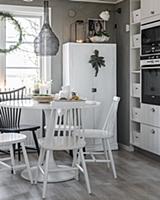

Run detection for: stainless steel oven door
[[142, 67, 160, 105]]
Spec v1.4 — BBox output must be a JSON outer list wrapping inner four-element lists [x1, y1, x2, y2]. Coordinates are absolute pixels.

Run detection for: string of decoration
[[0, 12, 22, 53]]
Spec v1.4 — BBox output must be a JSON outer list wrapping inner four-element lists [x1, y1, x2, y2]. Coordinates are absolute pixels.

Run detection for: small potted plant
[[90, 31, 110, 43], [89, 10, 110, 43]]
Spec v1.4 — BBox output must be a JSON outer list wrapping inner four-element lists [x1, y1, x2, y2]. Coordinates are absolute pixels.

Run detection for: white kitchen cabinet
[[141, 0, 160, 20], [141, 104, 160, 127], [132, 83, 140, 98], [132, 107, 141, 122], [141, 124, 160, 155], [63, 42, 117, 150], [133, 131, 141, 146], [130, 0, 160, 156], [129, 0, 141, 149]]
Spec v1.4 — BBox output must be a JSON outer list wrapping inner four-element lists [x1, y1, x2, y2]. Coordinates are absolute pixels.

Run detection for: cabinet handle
[[92, 88, 97, 93], [151, 11, 155, 14], [151, 108, 155, 112], [135, 87, 138, 90], [151, 129, 155, 134]]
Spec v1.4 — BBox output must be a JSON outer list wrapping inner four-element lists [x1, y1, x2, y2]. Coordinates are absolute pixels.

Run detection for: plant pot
[[89, 35, 110, 43]]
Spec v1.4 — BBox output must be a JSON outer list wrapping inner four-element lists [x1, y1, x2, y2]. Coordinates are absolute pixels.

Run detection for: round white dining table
[[0, 99, 100, 183]]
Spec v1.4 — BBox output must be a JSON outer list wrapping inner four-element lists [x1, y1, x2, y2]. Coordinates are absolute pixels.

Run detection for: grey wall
[[114, 0, 130, 146]]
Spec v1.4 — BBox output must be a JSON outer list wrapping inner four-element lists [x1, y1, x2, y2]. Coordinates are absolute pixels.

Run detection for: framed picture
[[87, 18, 106, 38]]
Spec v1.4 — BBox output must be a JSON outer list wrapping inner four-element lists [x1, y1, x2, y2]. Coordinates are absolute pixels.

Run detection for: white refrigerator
[[63, 42, 117, 150]]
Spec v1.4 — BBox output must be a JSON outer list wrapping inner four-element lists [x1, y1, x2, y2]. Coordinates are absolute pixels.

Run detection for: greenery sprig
[[89, 49, 106, 77], [95, 30, 110, 37], [0, 12, 23, 53]]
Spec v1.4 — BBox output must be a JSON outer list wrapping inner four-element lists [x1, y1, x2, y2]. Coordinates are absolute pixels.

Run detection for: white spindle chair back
[[44, 102, 83, 149], [102, 96, 120, 138]]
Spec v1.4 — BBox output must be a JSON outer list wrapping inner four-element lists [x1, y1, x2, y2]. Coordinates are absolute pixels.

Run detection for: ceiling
[[70, 0, 124, 4]]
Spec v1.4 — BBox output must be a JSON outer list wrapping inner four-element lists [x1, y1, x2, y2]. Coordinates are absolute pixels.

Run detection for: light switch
[[126, 24, 130, 32], [92, 88, 97, 93]]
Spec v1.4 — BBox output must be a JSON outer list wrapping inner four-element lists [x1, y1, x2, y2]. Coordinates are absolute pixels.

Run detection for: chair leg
[[79, 148, 91, 194], [13, 144, 16, 157], [42, 150, 50, 199], [72, 149, 78, 167], [35, 148, 45, 184], [21, 142, 33, 184], [10, 144, 16, 174], [102, 138, 110, 168], [75, 150, 81, 181], [72, 149, 79, 181], [106, 139, 117, 179], [18, 143, 21, 161], [32, 130, 40, 155]]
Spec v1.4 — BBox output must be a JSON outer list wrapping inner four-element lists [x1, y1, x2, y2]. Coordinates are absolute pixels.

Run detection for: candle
[[76, 39, 84, 43], [39, 83, 47, 94]]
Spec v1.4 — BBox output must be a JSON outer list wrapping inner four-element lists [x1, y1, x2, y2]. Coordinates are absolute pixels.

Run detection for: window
[[0, 5, 51, 91], [6, 16, 41, 89]]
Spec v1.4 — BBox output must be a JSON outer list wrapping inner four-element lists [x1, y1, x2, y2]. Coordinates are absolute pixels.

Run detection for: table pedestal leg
[[21, 165, 76, 183]]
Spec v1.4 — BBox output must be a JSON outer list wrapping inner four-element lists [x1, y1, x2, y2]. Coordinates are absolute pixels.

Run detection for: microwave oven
[[141, 20, 160, 56]]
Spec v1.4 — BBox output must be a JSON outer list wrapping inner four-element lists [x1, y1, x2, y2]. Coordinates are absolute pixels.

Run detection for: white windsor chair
[[77, 96, 120, 179], [35, 101, 91, 199]]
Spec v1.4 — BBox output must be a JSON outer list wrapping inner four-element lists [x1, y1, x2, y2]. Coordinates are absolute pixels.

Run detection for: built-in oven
[[141, 20, 160, 105], [141, 20, 160, 56], [142, 67, 160, 105]]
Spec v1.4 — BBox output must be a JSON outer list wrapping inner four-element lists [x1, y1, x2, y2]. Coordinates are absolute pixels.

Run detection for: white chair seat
[[0, 133, 26, 145], [76, 129, 110, 139], [38, 136, 85, 150], [0, 133, 33, 184]]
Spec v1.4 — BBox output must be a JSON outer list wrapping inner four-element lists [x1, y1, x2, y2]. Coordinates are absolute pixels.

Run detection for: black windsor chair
[[0, 86, 40, 160]]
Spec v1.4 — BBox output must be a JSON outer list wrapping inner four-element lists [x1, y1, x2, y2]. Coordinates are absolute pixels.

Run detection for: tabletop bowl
[[32, 95, 54, 103]]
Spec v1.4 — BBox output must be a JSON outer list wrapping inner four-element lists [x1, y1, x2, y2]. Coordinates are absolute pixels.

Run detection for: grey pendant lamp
[[34, 0, 59, 56]]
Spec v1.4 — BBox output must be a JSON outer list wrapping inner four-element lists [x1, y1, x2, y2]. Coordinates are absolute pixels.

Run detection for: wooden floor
[[0, 149, 160, 200]]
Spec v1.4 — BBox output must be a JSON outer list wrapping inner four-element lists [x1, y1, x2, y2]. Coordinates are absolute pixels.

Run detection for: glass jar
[[75, 20, 85, 43], [70, 20, 86, 43]]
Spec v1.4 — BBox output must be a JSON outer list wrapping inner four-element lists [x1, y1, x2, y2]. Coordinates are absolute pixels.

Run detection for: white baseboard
[[118, 143, 134, 152]]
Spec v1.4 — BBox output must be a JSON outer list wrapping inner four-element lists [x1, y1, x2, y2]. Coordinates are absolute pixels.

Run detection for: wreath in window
[[0, 12, 23, 53]]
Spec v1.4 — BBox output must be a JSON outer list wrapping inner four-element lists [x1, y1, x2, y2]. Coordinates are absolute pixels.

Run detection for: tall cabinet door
[[63, 43, 95, 129], [92, 44, 117, 149], [63, 43, 117, 150], [92, 44, 116, 129]]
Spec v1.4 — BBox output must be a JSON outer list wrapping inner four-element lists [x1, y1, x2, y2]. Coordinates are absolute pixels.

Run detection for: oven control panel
[[141, 55, 160, 66]]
